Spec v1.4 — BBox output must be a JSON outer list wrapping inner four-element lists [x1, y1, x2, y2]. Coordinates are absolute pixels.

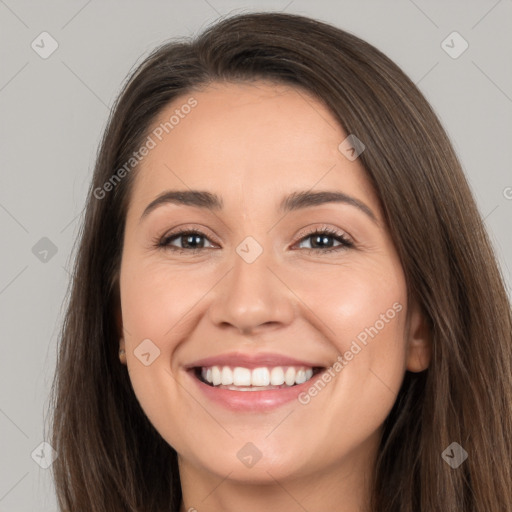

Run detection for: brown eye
[[158, 230, 215, 252], [295, 228, 353, 253]]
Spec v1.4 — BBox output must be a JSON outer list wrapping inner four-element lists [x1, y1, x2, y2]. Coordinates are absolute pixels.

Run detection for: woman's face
[[118, 81, 429, 485]]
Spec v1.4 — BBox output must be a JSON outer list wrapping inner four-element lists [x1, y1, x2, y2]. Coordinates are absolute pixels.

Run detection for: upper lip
[[185, 351, 326, 370]]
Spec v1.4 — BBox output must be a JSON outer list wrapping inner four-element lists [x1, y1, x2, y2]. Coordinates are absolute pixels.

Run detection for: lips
[[186, 351, 325, 370], [185, 351, 327, 410]]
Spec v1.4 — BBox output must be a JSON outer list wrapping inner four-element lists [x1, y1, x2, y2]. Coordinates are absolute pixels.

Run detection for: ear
[[405, 298, 431, 372]]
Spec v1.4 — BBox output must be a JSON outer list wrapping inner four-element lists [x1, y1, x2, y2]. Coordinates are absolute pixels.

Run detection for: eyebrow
[[140, 189, 377, 224]]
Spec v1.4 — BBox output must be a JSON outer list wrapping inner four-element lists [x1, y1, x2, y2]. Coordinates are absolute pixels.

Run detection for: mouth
[[185, 352, 329, 411], [193, 365, 325, 391]]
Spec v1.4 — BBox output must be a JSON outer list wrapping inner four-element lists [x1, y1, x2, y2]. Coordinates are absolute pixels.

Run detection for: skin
[[117, 81, 431, 512]]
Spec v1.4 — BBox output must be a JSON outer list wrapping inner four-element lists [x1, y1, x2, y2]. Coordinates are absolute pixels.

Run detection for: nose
[[208, 246, 295, 335]]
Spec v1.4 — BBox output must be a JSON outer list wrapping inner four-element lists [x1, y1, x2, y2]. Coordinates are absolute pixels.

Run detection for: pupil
[[312, 235, 333, 248], [184, 234, 203, 248]]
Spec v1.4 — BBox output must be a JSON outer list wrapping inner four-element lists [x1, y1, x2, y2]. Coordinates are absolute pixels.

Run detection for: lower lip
[[187, 369, 324, 411]]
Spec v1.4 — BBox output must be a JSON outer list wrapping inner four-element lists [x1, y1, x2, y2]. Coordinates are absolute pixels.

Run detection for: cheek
[[329, 271, 406, 360], [281, 263, 408, 467], [291, 256, 407, 348], [292, 257, 408, 401], [118, 258, 208, 452], [118, 256, 223, 431], [120, 257, 214, 345]]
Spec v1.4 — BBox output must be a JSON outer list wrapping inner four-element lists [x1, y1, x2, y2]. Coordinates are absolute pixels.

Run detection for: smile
[[196, 365, 321, 390], [185, 351, 328, 411]]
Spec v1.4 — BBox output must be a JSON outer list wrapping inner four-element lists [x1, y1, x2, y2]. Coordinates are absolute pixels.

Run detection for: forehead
[[127, 81, 378, 216]]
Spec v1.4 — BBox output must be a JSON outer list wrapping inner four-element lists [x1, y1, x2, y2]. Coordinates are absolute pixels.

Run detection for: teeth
[[285, 367, 296, 386], [233, 367, 251, 386], [252, 367, 270, 386], [200, 365, 317, 388], [295, 369, 307, 384], [221, 366, 233, 385], [212, 366, 221, 385], [270, 367, 285, 385]]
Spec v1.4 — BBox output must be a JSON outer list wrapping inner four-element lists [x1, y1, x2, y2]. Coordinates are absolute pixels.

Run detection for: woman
[[49, 11, 512, 512]]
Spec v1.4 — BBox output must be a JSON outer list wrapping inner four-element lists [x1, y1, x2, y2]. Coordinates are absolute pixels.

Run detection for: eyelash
[[154, 225, 354, 255]]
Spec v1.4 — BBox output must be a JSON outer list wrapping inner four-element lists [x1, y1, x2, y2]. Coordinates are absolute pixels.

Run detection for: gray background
[[0, 0, 511, 510]]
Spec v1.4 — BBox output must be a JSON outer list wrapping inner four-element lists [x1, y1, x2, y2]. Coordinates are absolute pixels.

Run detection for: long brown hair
[[48, 11, 512, 511]]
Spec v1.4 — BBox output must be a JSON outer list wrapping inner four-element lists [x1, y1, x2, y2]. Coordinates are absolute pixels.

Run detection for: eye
[[156, 229, 216, 253], [294, 226, 353, 253], [154, 225, 354, 254]]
